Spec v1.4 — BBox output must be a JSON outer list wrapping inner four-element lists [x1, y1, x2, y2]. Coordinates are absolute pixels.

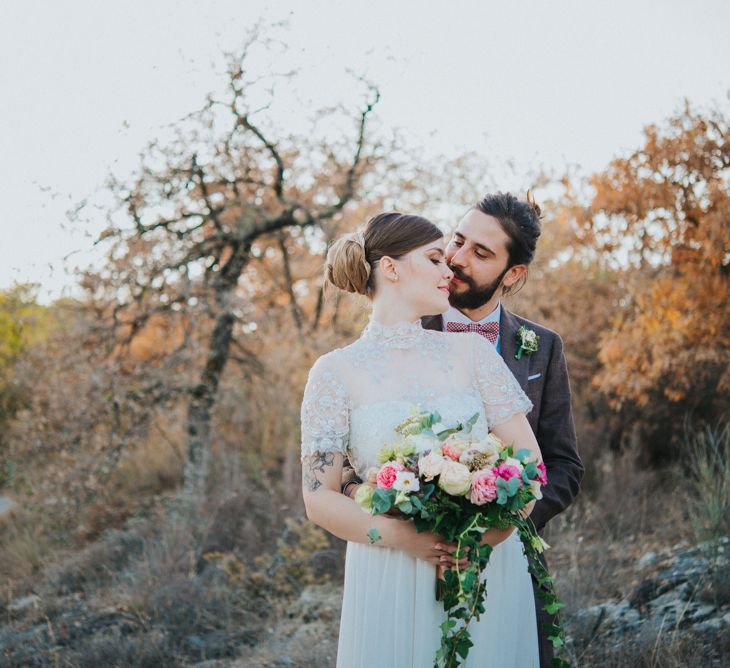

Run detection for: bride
[[301, 212, 541, 667]]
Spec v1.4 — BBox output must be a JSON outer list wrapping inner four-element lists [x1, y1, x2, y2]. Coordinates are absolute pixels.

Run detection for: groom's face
[[445, 210, 512, 309]]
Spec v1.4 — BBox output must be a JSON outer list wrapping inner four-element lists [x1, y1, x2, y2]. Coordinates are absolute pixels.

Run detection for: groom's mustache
[[448, 265, 475, 288]]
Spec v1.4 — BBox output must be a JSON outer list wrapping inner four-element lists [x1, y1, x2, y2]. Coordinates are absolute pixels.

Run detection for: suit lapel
[[499, 308, 529, 390], [421, 314, 444, 332]]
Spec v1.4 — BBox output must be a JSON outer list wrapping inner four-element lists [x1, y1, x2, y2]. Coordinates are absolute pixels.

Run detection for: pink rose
[[494, 462, 523, 485], [441, 442, 462, 462], [469, 469, 498, 505], [376, 461, 403, 489], [537, 461, 548, 486]]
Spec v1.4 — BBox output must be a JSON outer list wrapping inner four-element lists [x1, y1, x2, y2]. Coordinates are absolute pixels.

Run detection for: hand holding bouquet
[[355, 408, 569, 668]]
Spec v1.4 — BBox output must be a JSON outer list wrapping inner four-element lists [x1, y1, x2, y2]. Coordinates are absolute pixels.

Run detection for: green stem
[[454, 513, 481, 601]]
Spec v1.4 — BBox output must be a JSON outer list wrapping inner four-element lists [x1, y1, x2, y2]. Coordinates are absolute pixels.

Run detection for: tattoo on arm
[[304, 452, 335, 492]]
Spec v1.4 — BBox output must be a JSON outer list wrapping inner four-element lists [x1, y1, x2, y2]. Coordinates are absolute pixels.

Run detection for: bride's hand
[[384, 519, 468, 568]]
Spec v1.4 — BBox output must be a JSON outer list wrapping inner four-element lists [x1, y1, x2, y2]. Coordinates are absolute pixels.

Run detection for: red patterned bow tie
[[445, 320, 499, 344]]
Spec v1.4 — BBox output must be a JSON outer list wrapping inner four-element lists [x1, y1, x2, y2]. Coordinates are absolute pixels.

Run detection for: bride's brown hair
[[325, 212, 443, 296]]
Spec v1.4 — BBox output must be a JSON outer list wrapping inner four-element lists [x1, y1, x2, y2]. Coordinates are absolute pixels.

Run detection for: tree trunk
[[183, 247, 250, 498]]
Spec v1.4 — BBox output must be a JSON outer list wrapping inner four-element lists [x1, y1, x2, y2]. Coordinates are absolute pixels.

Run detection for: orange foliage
[[574, 101, 730, 411]]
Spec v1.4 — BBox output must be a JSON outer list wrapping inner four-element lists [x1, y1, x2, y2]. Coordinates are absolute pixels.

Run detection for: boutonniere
[[515, 326, 539, 360]]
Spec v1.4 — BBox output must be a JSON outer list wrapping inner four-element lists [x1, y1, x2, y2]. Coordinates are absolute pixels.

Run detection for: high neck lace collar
[[360, 317, 426, 347]]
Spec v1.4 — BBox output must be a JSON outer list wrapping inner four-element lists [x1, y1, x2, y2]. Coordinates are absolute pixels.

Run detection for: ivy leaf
[[544, 601, 566, 615], [456, 635, 473, 659], [440, 618, 457, 634]]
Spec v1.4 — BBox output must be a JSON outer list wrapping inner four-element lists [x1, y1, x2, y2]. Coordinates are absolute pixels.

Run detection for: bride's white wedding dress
[[301, 319, 540, 668]]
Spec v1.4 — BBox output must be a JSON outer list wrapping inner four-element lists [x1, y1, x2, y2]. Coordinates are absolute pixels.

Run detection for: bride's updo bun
[[325, 232, 371, 295], [325, 212, 443, 297]]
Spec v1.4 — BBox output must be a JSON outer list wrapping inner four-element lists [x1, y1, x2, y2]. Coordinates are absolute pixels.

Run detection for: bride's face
[[391, 238, 454, 315]]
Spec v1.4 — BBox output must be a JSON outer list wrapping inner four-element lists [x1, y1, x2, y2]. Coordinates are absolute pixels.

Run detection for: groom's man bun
[[474, 191, 543, 295], [325, 212, 443, 296]]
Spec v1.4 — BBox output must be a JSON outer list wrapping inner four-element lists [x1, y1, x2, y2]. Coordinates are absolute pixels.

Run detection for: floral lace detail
[[469, 333, 533, 427], [360, 318, 427, 348], [299, 317, 531, 464], [353, 317, 453, 380], [300, 359, 351, 460]]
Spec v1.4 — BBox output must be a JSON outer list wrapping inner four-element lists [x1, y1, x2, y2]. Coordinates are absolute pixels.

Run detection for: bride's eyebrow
[[427, 248, 445, 255]]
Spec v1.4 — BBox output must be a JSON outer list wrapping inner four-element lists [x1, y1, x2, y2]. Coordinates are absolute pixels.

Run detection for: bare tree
[[83, 40, 379, 499]]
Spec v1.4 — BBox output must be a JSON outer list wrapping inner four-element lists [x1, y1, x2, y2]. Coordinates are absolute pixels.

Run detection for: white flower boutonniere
[[515, 325, 539, 360]]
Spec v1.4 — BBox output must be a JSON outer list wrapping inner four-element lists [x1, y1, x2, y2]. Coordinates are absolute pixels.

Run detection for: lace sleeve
[[300, 355, 350, 460], [470, 333, 533, 428]]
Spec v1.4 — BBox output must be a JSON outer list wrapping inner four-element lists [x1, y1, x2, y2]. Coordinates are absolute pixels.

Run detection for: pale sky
[[1, 0, 728, 303]]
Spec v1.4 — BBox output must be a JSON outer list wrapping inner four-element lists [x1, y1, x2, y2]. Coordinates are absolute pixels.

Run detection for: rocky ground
[[567, 537, 730, 664], [1, 536, 728, 667]]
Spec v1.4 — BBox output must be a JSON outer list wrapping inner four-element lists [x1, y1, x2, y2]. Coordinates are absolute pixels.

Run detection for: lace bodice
[[300, 318, 532, 476]]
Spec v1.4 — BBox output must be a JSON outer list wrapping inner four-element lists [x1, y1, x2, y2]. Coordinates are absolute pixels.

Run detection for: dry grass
[[0, 445, 335, 667]]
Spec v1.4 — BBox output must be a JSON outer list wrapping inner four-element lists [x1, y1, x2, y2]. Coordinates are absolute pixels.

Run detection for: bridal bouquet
[[355, 408, 570, 668]]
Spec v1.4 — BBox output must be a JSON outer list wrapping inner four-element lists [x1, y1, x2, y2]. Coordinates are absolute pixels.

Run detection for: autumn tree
[[566, 101, 730, 459]]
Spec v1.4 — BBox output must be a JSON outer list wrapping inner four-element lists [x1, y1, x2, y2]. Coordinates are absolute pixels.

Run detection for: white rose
[[530, 478, 543, 500], [392, 470, 420, 493], [418, 451, 445, 481], [438, 460, 472, 496]]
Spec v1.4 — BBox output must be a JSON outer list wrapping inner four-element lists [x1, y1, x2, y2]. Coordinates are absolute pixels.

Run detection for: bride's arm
[[302, 451, 460, 566], [302, 451, 392, 544]]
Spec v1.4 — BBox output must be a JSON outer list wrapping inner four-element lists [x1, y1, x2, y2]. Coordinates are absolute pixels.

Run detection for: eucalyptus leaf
[[514, 447, 532, 461]]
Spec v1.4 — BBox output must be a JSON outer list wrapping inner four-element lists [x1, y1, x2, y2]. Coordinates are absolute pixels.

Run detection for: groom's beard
[[448, 265, 509, 310]]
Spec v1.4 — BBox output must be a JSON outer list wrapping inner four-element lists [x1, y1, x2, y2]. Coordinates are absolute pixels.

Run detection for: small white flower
[[392, 470, 420, 492]]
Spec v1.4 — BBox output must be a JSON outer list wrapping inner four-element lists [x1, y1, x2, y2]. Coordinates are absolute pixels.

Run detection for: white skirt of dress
[[336, 530, 539, 668]]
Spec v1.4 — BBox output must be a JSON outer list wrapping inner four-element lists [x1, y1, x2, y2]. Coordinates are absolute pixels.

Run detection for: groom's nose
[[447, 244, 468, 269]]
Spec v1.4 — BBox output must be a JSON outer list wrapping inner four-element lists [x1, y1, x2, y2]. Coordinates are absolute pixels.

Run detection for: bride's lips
[[438, 285, 450, 295]]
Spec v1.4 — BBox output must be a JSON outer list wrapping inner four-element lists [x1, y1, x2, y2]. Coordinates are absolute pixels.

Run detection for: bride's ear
[[378, 256, 399, 283]]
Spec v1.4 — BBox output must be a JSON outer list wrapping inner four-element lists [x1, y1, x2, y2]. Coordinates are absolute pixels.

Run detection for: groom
[[342, 192, 584, 667]]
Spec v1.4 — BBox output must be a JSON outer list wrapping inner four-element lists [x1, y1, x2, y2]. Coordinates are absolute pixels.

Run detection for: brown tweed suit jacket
[[422, 309, 584, 666]]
